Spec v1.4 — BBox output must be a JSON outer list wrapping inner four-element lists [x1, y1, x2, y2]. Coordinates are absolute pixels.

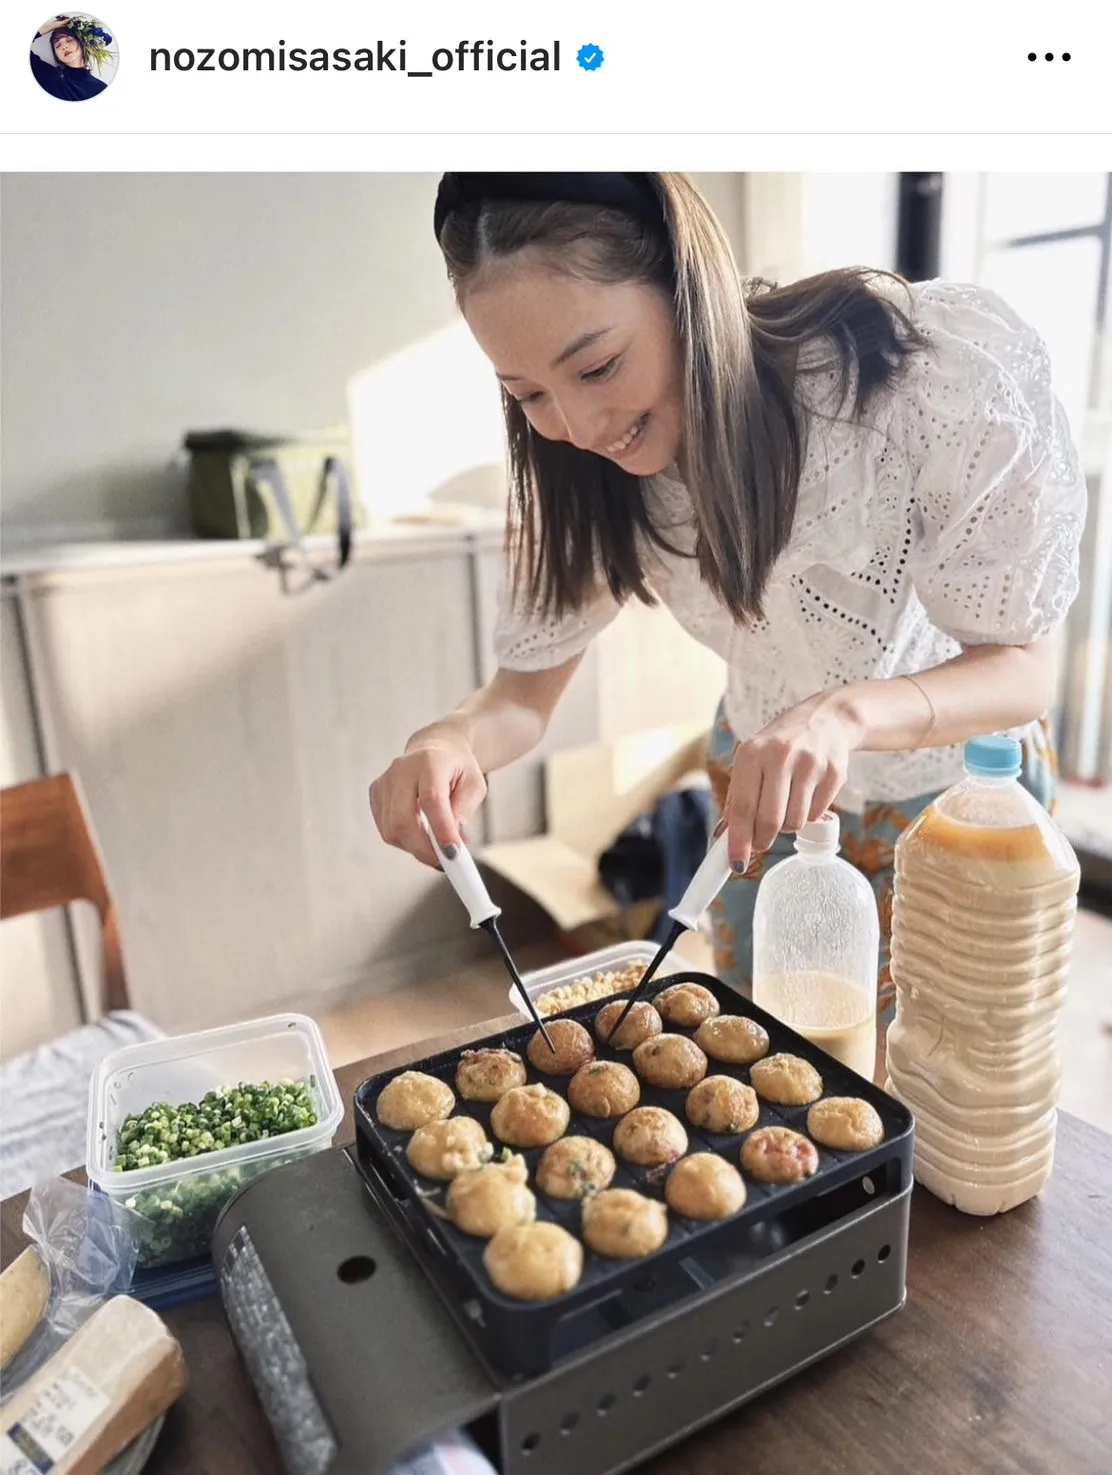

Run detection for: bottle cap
[[964, 735, 1022, 778], [795, 811, 839, 850]]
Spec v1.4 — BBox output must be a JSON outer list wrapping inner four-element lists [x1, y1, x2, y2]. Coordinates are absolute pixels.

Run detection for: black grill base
[[215, 1145, 910, 1475], [493, 1186, 909, 1475]]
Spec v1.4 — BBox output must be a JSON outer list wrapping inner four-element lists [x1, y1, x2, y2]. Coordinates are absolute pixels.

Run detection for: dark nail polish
[[443, 843, 458, 860]]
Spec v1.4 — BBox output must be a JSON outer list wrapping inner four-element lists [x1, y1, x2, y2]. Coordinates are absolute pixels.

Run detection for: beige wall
[[0, 171, 747, 548], [741, 173, 899, 283], [0, 172, 459, 544]]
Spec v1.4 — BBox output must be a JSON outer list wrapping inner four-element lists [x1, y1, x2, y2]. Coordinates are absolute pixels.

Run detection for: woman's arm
[[721, 635, 1058, 871], [404, 655, 586, 772], [31, 20, 68, 75], [821, 635, 1058, 752], [371, 655, 585, 866]]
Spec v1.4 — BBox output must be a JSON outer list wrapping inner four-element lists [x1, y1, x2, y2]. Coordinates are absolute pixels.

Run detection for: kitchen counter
[[3, 1002, 1110, 1475], [0, 512, 509, 579]]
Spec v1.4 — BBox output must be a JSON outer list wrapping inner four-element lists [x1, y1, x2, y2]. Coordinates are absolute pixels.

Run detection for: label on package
[[0, 1368, 110, 1473]]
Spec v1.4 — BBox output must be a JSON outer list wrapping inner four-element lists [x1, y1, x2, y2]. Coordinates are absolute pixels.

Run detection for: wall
[[798, 174, 899, 276], [0, 172, 458, 545], [0, 171, 747, 548], [691, 172, 747, 267], [741, 174, 898, 283]]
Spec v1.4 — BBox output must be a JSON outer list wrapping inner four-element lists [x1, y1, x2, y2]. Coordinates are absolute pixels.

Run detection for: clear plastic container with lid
[[86, 1013, 344, 1271], [752, 811, 881, 1080], [885, 734, 1080, 1215]]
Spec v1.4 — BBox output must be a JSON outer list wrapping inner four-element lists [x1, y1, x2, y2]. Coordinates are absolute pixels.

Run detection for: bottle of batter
[[752, 812, 880, 1080], [885, 734, 1080, 1215]]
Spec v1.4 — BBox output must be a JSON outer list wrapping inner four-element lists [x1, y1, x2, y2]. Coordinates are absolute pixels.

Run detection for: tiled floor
[[316, 908, 1112, 1134]]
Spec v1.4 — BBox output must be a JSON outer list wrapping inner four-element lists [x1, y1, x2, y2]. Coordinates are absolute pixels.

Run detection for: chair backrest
[[0, 772, 129, 1015]]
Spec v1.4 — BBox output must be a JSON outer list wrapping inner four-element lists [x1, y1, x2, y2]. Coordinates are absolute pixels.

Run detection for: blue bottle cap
[[964, 734, 1022, 778]]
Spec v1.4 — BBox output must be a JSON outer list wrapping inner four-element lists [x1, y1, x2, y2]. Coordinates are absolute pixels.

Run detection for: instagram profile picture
[[30, 13, 117, 100]]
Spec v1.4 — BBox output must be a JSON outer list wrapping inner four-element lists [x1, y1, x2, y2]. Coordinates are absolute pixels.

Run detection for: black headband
[[433, 172, 665, 241]]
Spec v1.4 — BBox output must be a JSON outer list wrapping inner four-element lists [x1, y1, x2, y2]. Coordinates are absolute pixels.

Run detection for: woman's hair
[[51, 27, 87, 65], [437, 173, 929, 627]]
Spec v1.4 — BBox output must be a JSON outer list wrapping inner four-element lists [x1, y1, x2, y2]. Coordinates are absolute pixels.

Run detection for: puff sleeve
[[901, 282, 1087, 646]]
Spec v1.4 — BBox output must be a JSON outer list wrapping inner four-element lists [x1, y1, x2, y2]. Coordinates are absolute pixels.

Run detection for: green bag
[[183, 426, 363, 576]]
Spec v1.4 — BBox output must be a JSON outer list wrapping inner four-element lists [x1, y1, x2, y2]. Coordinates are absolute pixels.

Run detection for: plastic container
[[885, 734, 1080, 1215], [508, 941, 691, 1020], [86, 1012, 344, 1271], [751, 812, 880, 1080]]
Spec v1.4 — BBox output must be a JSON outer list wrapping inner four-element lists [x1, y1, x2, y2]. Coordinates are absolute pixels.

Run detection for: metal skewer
[[605, 829, 735, 1038], [421, 815, 557, 1054]]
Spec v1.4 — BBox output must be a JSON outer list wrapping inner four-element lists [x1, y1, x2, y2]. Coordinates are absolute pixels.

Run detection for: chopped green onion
[[112, 1077, 320, 1268], [113, 1079, 318, 1172]]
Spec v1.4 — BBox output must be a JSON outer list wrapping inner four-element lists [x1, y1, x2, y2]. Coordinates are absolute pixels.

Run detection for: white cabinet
[[12, 540, 485, 1034], [282, 541, 485, 986]]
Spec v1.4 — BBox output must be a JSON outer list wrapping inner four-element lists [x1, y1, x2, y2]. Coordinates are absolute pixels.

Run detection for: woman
[[30, 15, 113, 101], [369, 171, 1086, 1038]]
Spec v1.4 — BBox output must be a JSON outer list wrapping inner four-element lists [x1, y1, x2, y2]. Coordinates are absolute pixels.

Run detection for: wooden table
[[4, 1012, 1112, 1475]]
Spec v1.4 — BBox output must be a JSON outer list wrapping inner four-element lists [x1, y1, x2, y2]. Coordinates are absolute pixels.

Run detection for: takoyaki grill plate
[[353, 971, 913, 1379]]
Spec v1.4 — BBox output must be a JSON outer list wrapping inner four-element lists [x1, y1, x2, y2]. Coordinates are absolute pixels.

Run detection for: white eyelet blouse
[[491, 279, 1088, 810]]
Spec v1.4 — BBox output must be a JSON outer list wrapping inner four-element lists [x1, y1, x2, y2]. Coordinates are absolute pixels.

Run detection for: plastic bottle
[[752, 812, 880, 1080], [884, 734, 1080, 1215]]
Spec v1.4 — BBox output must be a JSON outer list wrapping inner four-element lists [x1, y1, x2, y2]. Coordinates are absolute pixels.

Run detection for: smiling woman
[[367, 172, 1087, 1053], [432, 172, 823, 632], [465, 275, 682, 471], [30, 13, 118, 101]]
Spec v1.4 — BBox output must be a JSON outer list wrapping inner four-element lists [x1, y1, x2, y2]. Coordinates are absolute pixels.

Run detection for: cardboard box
[[478, 724, 712, 941]]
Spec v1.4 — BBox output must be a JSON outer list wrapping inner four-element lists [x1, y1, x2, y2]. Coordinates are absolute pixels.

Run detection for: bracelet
[[904, 673, 937, 749]]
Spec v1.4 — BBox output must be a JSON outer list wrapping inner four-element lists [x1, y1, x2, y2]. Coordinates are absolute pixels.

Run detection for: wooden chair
[[0, 772, 161, 1198], [0, 771, 129, 1015]]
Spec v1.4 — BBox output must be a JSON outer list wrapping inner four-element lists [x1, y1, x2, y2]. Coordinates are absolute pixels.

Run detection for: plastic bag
[[0, 1177, 142, 1399], [1, 1183, 500, 1475]]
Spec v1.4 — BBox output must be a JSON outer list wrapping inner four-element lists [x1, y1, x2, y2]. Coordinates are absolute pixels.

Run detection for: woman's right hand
[[39, 17, 71, 33], [369, 729, 488, 869]]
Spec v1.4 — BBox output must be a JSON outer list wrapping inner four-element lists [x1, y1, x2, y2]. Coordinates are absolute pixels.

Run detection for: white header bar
[[3, 0, 1109, 145]]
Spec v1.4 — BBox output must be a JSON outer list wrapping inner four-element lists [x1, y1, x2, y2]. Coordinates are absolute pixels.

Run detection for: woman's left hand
[[721, 693, 862, 872]]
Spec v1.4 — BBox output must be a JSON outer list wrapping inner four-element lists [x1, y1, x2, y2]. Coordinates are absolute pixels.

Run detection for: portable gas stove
[[213, 971, 914, 1475]]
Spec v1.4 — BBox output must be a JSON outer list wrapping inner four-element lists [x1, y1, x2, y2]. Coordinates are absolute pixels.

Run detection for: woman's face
[[53, 33, 85, 67], [462, 255, 683, 476]]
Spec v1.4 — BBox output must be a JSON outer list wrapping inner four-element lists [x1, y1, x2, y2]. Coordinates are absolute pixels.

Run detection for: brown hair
[[437, 173, 928, 627]]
